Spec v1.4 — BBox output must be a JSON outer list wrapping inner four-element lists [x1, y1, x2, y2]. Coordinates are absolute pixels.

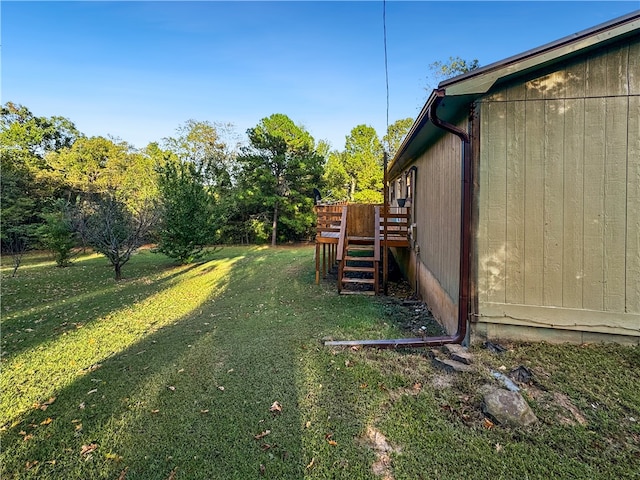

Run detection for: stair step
[[347, 245, 375, 250], [339, 290, 375, 296], [347, 236, 375, 244], [345, 256, 375, 261], [342, 278, 375, 284], [343, 266, 375, 273]]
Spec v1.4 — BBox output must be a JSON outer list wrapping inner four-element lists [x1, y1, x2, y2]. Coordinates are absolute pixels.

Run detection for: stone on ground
[[483, 388, 538, 427]]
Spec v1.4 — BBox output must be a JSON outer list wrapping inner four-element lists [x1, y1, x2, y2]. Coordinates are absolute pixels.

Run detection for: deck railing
[[314, 203, 410, 286]]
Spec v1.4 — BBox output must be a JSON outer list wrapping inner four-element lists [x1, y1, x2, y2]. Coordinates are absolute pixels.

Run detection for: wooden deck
[[314, 203, 410, 293]]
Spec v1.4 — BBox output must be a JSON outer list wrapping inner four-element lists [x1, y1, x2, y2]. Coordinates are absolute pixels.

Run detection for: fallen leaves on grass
[[325, 432, 338, 446], [200, 409, 209, 414], [483, 418, 495, 429], [34, 397, 56, 411], [80, 443, 98, 455], [40, 417, 53, 425], [167, 386, 176, 392], [87, 388, 98, 395], [166, 467, 178, 480], [218, 386, 225, 391], [118, 467, 128, 480], [151, 409, 160, 414], [269, 401, 282, 413], [306, 458, 315, 469], [259, 464, 266, 476], [25, 460, 38, 470], [254, 430, 271, 440]]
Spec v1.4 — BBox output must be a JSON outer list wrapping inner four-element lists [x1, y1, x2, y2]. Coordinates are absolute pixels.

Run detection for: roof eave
[[388, 11, 640, 179]]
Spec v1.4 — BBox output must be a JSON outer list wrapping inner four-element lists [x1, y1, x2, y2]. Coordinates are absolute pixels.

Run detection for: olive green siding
[[476, 39, 640, 339]]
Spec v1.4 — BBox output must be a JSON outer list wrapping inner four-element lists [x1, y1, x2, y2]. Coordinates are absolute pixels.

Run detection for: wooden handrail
[[336, 206, 348, 261], [374, 207, 381, 262]]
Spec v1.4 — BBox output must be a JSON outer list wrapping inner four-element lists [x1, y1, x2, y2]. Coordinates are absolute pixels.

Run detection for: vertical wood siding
[[413, 130, 462, 303], [478, 39, 640, 320]]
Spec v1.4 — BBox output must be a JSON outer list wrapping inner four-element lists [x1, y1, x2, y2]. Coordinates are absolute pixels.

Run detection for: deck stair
[[339, 236, 379, 295], [314, 203, 409, 294]]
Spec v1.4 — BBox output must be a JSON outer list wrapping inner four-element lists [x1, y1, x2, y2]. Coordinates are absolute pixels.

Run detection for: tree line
[[1, 102, 412, 279]]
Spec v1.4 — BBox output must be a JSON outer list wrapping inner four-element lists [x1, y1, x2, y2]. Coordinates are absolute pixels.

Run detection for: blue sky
[[2, 1, 638, 150]]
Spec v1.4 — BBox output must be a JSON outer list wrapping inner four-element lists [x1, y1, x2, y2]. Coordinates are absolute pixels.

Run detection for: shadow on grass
[[0, 253, 211, 362], [0, 247, 308, 479]]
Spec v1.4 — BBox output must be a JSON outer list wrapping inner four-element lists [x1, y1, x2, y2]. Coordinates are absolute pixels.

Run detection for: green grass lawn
[[1, 246, 639, 479]]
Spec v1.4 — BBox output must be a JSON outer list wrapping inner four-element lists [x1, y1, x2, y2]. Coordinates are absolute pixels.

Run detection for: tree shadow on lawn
[[1, 245, 386, 479], [0, 253, 215, 362]]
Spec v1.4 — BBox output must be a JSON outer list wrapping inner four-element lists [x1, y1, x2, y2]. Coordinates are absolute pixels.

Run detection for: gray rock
[[442, 343, 473, 365], [483, 388, 538, 427], [432, 357, 474, 373]]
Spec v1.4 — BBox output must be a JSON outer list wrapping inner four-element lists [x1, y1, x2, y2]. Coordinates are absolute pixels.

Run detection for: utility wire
[[383, 0, 390, 153]]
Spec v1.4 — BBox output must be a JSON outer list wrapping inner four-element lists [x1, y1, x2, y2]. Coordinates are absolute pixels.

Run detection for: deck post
[[383, 152, 389, 295], [315, 242, 320, 284]]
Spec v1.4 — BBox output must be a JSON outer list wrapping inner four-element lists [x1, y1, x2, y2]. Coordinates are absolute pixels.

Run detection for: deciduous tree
[[383, 117, 414, 159], [74, 194, 159, 280]]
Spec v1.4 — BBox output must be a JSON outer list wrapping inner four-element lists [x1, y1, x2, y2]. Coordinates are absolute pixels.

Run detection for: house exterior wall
[[474, 37, 640, 343], [392, 125, 464, 334]]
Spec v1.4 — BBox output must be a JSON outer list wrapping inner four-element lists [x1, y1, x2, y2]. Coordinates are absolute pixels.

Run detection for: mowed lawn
[[1, 246, 639, 479]]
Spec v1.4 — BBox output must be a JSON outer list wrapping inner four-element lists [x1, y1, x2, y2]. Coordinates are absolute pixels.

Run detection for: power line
[[383, 0, 390, 153]]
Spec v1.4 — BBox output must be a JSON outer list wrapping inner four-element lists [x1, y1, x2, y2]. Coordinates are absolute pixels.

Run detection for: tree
[[156, 159, 220, 264], [1, 102, 80, 255], [1, 102, 79, 169], [426, 56, 480, 90], [74, 194, 158, 280], [383, 117, 414, 159], [162, 119, 237, 192], [237, 114, 324, 245], [323, 150, 350, 201], [46, 136, 157, 208], [37, 199, 76, 267], [323, 125, 383, 203]]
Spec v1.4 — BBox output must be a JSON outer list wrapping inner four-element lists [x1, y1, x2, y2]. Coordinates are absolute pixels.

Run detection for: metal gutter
[[389, 11, 640, 175], [441, 10, 640, 95]]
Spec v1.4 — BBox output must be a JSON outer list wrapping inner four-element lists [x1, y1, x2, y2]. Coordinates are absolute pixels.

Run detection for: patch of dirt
[[379, 279, 446, 338], [359, 426, 401, 480], [430, 374, 454, 390]]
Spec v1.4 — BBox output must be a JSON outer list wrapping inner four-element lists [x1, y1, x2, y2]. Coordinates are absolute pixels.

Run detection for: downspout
[[428, 89, 471, 346], [325, 89, 472, 348]]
